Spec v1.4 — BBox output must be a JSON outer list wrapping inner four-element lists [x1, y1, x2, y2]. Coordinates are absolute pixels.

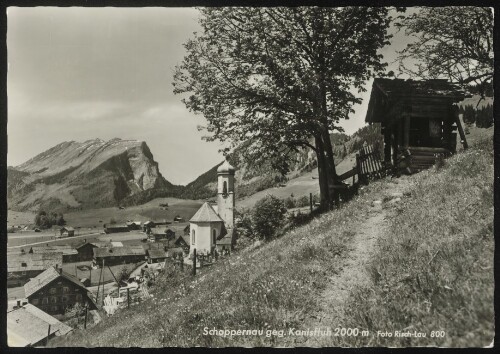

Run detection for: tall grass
[[335, 136, 494, 347], [50, 136, 494, 348]]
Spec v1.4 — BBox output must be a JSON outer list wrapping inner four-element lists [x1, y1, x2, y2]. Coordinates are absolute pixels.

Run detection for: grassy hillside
[[51, 132, 493, 348]]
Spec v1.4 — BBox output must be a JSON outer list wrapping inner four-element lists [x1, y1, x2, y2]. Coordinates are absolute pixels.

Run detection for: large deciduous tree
[[173, 7, 394, 210], [397, 7, 493, 97]]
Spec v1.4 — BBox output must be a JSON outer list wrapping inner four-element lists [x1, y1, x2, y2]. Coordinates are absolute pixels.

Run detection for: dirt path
[[298, 177, 412, 346]]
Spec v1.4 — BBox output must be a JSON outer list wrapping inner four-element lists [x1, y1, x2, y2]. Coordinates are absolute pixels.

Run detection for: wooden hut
[[365, 78, 469, 173]]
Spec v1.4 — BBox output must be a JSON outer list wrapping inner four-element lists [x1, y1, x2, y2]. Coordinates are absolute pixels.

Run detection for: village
[[7, 160, 239, 346]]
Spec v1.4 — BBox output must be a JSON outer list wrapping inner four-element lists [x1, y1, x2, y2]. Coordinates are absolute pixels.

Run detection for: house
[[59, 226, 75, 237], [146, 249, 167, 264], [149, 227, 176, 241], [93, 245, 146, 266], [104, 224, 130, 234], [29, 245, 79, 263], [188, 159, 236, 257], [126, 221, 142, 230], [7, 252, 63, 288], [365, 78, 469, 173], [7, 303, 73, 347], [24, 266, 97, 315], [173, 234, 190, 248], [173, 215, 184, 222], [75, 241, 108, 262], [143, 221, 155, 232]]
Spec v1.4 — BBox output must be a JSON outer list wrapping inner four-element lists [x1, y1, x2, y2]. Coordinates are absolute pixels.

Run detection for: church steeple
[[217, 158, 235, 229]]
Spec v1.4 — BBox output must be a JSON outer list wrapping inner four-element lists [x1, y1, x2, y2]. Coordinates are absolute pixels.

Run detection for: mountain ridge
[[7, 138, 174, 212]]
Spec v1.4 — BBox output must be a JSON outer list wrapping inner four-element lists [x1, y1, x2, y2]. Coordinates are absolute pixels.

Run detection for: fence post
[[309, 193, 313, 213], [46, 324, 51, 346], [84, 305, 88, 329], [192, 249, 197, 276]]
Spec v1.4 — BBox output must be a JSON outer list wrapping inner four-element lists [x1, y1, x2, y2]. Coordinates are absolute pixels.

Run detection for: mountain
[[7, 138, 174, 212], [182, 129, 380, 201]]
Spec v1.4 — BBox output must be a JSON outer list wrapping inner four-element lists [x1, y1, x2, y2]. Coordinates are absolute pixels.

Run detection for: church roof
[[217, 159, 235, 174], [189, 202, 224, 223]]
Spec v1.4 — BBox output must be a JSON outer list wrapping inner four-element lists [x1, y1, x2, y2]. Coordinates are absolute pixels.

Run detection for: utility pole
[[46, 324, 51, 346]]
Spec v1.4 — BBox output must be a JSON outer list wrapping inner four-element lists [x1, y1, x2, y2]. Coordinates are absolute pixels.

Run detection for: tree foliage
[[174, 7, 395, 209], [251, 195, 287, 240], [397, 7, 493, 95], [34, 210, 65, 229]]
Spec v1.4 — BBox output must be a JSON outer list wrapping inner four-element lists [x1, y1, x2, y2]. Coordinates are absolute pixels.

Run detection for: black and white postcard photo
[[4, 4, 495, 348]]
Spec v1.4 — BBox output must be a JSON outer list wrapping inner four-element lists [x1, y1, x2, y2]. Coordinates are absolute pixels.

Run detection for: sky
[[7, 7, 411, 185]]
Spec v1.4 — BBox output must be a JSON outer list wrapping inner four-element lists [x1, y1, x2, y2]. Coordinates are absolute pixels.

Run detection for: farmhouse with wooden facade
[[24, 266, 97, 315], [365, 78, 469, 173]]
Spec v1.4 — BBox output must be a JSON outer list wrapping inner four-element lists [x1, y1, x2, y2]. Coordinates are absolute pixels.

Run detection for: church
[[188, 159, 235, 257]]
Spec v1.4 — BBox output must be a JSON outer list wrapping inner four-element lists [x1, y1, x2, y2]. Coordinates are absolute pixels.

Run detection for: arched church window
[[223, 181, 228, 196], [212, 229, 216, 244], [192, 230, 195, 245]]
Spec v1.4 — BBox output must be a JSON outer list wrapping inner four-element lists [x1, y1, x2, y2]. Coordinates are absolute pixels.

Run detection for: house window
[[192, 230, 196, 245], [32, 298, 39, 305], [62, 296, 68, 303], [22, 271, 26, 275], [52, 305, 58, 312], [42, 298, 48, 304], [50, 288, 56, 294], [75, 289, 79, 292], [50, 296, 57, 304], [63, 287, 69, 293], [76, 294, 82, 301], [21, 262, 27, 267], [212, 229, 216, 245], [223, 181, 228, 195]]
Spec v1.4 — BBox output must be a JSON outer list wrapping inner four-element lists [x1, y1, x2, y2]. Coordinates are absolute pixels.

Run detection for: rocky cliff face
[[8, 138, 173, 212]]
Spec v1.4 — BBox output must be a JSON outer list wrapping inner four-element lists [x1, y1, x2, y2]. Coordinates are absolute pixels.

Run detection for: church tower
[[216, 159, 235, 230]]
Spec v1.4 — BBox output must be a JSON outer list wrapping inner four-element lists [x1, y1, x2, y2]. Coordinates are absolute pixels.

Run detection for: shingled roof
[[24, 266, 87, 298], [147, 249, 166, 259], [93, 246, 146, 258], [8, 252, 63, 273], [371, 78, 467, 98], [7, 304, 73, 347], [189, 202, 224, 223]]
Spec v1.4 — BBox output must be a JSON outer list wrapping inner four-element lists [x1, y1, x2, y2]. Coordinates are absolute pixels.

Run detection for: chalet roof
[[8, 252, 63, 273], [365, 78, 469, 123], [105, 224, 129, 229], [150, 227, 167, 234], [75, 241, 108, 250], [147, 249, 166, 259], [24, 266, 87, 298], [93, 246, 146, 258], [61, 226, 75, 232], [7, 304, 72, 347], [174, 235, 189, 246], [29, 245, 78, 256], [143, 221, 155, 225], [189, 202, 224, 223], [373, 78, 466, 98]]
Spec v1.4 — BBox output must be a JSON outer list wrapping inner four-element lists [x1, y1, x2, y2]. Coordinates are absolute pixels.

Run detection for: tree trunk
[[320, 129, 340, 208], [314, 135, 331, 211]]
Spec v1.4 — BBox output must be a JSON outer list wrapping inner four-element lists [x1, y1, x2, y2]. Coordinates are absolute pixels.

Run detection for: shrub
[[251, 195, 287, 240]]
